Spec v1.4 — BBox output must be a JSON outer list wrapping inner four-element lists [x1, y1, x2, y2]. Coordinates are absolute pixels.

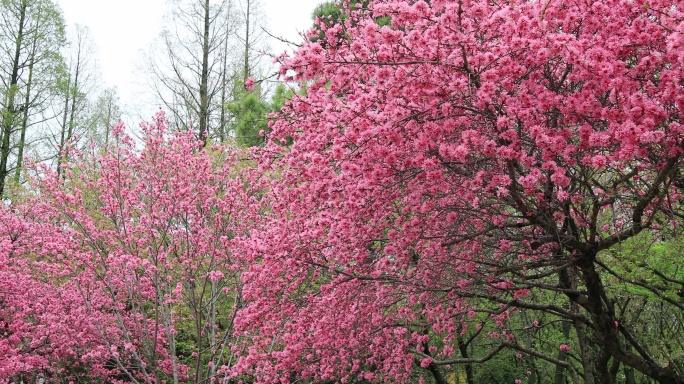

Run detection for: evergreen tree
[[227, 83, 291, 148]]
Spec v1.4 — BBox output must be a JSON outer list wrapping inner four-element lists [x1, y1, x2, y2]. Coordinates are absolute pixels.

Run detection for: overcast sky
[[55, 0, 323, 119]]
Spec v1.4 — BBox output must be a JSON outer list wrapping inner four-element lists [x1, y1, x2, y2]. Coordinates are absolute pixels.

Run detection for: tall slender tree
[[12, 0, 65, 185], [0, 0, 65, 196], [90, 87, 121, 148], [146, 0, 239, 145], [54, 24, 98, 177]]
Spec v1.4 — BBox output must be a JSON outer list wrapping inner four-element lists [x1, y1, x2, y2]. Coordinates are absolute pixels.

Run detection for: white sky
[[55, 0, 323, 119]]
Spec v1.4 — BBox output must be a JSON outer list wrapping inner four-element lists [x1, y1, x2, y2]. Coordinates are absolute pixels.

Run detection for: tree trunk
[[198, 0, 210, 146], [218, 3, 232, 144], [554, 320, 571, 384], [579, 255, 684, 384], [57, 67, 71, 179], [0, 0, 27, 197], [67, 41, 82, 146], [457, 334, 475, 384], [14, 20, 39, 185], [104, 94, 112, 146], [573, 302, 596, 384], [243, 0, 250, 82]]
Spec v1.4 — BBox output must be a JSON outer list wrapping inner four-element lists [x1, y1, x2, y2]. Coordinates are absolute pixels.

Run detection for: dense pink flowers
[[2, 0, 684, 382], [232, 0, 684, 382], [0, 112, 262, 383]]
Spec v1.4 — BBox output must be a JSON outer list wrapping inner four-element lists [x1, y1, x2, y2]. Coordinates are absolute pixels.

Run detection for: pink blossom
[[1, 0, 680, 381], [245, 76, 255, 91], [208, 270, 225, 282]]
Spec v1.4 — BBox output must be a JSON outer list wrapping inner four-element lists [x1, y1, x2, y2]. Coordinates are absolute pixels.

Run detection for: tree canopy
[[234, 0, 684, 383], [2, 0, 684, 383]]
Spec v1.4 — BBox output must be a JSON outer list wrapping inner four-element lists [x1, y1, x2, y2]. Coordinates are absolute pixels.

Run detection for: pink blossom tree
[[234, 0, 684, 383], [1, 111, 263, 383], [0, 208, 114, 383]]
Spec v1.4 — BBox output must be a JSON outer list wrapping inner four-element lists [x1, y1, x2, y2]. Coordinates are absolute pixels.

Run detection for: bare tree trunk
[[218, 1, 233, 143], [67, 38, 83, 146], [198, 0, 210, 146], [243, 0, 250, 82], [57, 68, 71, 179]]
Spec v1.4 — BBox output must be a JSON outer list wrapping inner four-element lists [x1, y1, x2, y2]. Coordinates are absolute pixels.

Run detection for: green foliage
[[227, 84, 293, 148], [473, 353, 524, 384], [597, 230, 684, 374], [310, 1, 390, 44], [313, 1, 346, 25], [601, 230, 684, 301], [270, 83, 291, 112], [227, 91, 268, 147]]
